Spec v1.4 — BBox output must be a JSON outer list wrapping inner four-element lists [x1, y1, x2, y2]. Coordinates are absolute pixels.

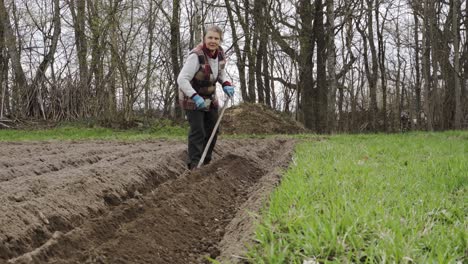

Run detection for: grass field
[[0, 123, 188, 141], [248, 131, 467, 263]]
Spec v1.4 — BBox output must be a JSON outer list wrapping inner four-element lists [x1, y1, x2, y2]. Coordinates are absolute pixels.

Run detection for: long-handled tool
[[197, 97, 231, 168]]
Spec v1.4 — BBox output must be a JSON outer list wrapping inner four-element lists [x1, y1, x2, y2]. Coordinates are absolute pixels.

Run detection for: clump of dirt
[[221, 103, 307, 135]]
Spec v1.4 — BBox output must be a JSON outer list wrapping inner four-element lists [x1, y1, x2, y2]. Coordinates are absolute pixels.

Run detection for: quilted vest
[[179, 44, 226, 110]]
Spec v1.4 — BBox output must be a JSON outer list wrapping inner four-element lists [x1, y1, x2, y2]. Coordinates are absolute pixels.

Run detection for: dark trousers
[[186, 108, 219, 169]]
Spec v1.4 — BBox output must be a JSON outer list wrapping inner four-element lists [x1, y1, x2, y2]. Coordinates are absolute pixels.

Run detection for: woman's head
[[204, 25, 223, 52]]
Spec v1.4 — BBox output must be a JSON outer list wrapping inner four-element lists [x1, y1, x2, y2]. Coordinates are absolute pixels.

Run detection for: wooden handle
[[197, 97, 230, 168]]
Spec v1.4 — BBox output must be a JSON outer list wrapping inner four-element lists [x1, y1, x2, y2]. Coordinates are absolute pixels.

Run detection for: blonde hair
[[204, 25, 223, 42]]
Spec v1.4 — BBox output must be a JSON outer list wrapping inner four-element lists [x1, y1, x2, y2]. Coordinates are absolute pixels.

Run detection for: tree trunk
[[269, 43, 276, 109], [245, 0, 256, 103], [144, 0, 155, 123], [106, 0, 119, 120], [463, 2, 468, 125], [170, 0, 182, 118], [341, 6, 354, 132], [88, 0, 109, 118], [326, 0, 337, 133], [255, 36, 265, 104], [394, 13, 402, 132], [248, 29, 257, 103], [1, 64, 8, 118], [253, 0, 266, 104], [452, 0, 461, 129], [70, 0, 88, 117], [413, 7, 422, 130], [367, 0, 379, 130], [430, 0, 441, 129], [263, 39, 271, 107], [315, 0, 328, 133], [422, 0, 433, 130], [193, 0, 202, 46], [298, 0, 315, 131], [0, 16, 4, 119], [376, 0, 388, 131]]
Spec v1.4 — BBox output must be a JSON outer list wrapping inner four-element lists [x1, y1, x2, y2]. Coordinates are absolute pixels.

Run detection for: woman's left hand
[[223, 86, 235, 97]]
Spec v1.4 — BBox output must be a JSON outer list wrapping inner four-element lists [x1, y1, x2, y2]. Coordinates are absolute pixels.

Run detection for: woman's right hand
[[192, 95, 206, 109]]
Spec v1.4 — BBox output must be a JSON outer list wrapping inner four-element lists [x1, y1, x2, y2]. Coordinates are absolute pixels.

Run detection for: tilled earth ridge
[[0, 138, 296, 263]]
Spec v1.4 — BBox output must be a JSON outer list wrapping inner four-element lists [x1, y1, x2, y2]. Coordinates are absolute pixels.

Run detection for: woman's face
[[204, 30, 221, 52]]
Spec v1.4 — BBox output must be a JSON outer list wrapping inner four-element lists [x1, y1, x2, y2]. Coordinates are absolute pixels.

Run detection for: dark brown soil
[[0, 138, 295, 264], [221, 103, 307, 135]]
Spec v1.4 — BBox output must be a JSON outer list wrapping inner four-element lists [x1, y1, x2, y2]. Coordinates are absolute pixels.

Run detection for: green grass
[[248, 131, 467, 263], [0, 123, 188, 141], [0, 125, 319, 142]]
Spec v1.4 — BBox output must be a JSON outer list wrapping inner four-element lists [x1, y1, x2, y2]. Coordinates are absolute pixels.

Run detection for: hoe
[[197, 97, 231, 169]]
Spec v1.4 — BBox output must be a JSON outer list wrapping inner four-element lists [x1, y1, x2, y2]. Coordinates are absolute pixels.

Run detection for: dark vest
[[179, 44, 226, 110]]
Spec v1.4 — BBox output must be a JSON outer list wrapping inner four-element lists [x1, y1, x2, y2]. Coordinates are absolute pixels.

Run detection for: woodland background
[[0, 0, 466, 133]]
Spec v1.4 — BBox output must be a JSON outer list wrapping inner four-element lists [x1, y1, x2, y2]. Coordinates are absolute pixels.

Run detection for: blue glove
[[192, 94, 206, 109], [223, 85, 235, 97]]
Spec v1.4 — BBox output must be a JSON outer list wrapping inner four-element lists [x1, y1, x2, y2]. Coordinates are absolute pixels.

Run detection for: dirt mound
[[221, 103, 307, 135], [0, 138, 296, 263]]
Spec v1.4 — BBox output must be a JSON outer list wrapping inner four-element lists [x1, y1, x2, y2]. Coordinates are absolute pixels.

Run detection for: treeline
[[0, 0, 466, 133]]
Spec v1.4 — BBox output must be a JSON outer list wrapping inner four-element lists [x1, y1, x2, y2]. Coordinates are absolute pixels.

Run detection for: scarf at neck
[[202, 43, 218, 59]]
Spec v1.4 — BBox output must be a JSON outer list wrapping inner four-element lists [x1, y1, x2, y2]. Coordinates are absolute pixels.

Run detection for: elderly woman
[[177, 25, 235, 170]]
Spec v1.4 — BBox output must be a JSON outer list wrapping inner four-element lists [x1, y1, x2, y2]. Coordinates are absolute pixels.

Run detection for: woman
[[177, 25, 235, 170]]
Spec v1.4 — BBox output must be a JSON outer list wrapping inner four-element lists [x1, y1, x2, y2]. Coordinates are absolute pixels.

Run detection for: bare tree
[[356, 0, 379, 131], [0, 0, 465, 132], [376, 0, 391, 131], [225, 0, 248, 101], [463, 2, 468, 124], [298, 0, 315, 130], [453, 0, 461, 129], [0, 0, 28, 118], [393, 1, 403, 132], [229, 0, 257, 103], [0, 12, 6, 119], [69, 0, 88, 117], [171, 0, 182, 118], [411, 0, 423, 129], [421, 0, 433, 130], [144, 0, 156, 122], [314, 0, 328, 133], [253, 0, 267, 104], [326, 0, 337, 132], [0, 0, 60, 119]]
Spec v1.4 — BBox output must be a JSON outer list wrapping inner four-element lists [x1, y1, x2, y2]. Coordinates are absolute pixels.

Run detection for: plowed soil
[[0, 138, 295, 264]]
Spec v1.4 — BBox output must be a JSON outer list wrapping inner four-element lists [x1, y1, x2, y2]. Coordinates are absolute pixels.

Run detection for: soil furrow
[[0, 138, 295, 263]]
